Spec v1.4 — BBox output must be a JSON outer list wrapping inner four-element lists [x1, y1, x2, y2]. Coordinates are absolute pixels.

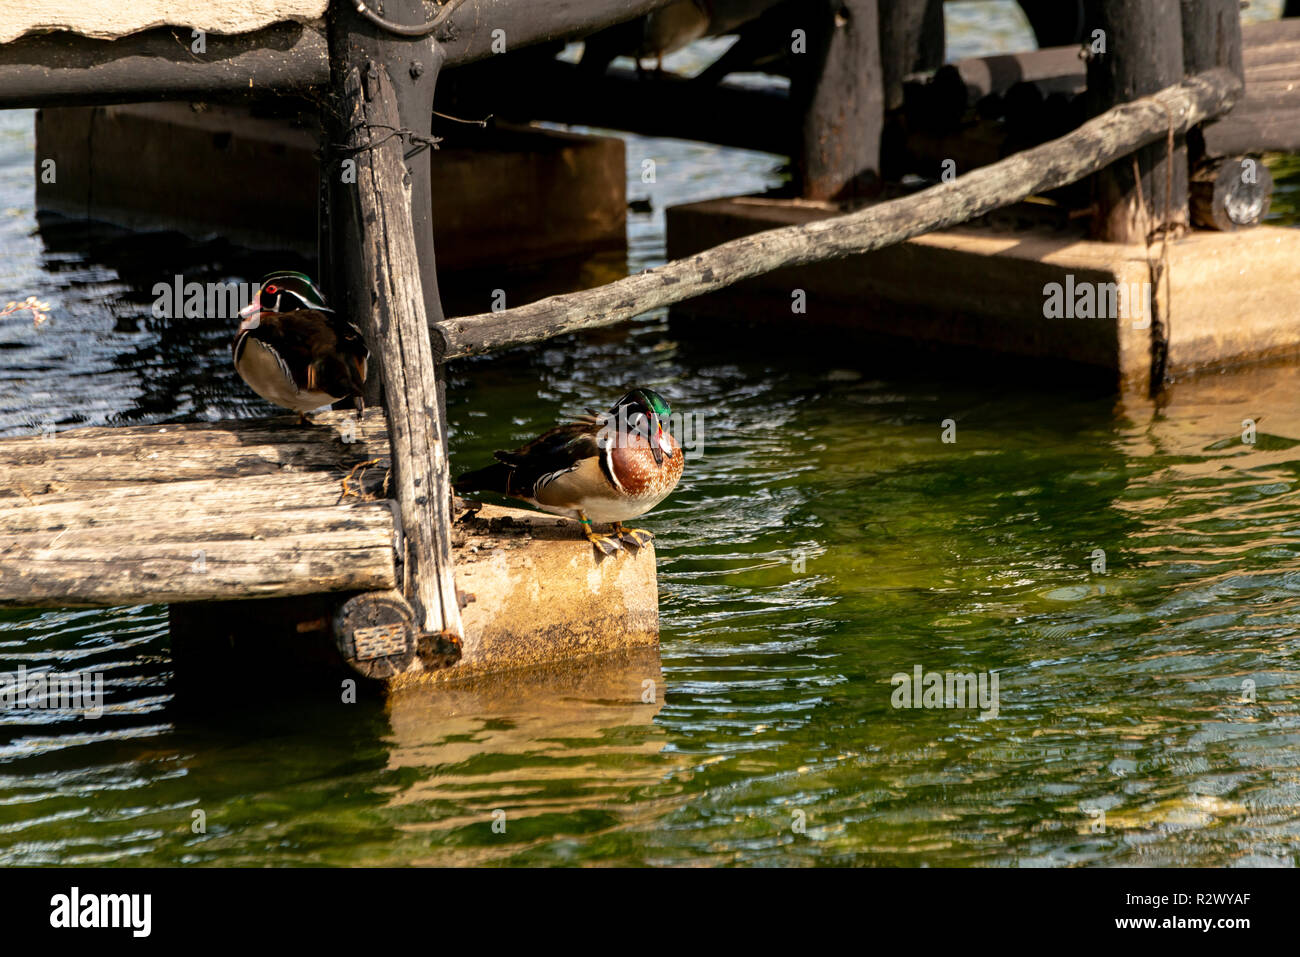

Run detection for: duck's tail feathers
[[453, 462, 512, 496]]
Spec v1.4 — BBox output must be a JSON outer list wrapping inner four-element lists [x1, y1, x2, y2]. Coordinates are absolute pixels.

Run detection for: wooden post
[[1017, 0, 1087, 47], [327, 2, 463, 648], [1180, 0, 1242, 160], [793, 0, 884, 201], [1180, 0, 1243, 82], [1086, 0, 1189, 243], [1181, 0, 1254, 231], [879, 0, 944, 112]]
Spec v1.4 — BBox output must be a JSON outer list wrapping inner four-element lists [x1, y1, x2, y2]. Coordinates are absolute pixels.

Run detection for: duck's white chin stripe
[[601, 440, 624, 493]]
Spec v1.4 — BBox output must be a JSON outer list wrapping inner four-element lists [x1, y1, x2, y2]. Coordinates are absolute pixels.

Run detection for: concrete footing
[[170, 501, 659, 691], [35, 102, 627, 268], [427, 502, 660, 686], [667, 195, 1300, 392]]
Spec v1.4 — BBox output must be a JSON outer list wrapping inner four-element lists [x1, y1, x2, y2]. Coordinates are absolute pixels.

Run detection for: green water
[[2, 5, 1300, 867]]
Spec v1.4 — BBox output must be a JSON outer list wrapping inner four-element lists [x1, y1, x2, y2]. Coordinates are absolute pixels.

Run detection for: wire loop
[[353, 0, 468, 38]]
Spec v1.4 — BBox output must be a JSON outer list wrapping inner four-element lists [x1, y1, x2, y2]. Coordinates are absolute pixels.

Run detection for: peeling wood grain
[[0, 412, 398, 608]]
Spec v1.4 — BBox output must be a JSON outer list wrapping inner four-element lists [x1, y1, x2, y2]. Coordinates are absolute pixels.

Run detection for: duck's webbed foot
[[613, 522, 654, 550], [579, 515, 623, 557]]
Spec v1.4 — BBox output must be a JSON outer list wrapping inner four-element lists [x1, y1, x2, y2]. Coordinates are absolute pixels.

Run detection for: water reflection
[[384, 650, 678, 865]]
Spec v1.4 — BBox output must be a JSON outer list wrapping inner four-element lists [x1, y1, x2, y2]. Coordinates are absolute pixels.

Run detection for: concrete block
[[35, 102, 627, 268], [430, 503, 661, 685], [667, 195, 1300, 392]]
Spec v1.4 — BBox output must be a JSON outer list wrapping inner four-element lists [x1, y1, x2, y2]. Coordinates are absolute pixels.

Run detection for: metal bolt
[[410, 60, 425, 79]]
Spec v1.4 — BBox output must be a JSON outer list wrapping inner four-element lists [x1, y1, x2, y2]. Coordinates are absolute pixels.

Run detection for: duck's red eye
[[265, 284, 278, 294]]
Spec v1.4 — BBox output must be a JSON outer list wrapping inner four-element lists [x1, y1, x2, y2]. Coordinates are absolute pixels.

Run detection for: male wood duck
[[454, 389, 685, 556], [232, 271, 368, 420]]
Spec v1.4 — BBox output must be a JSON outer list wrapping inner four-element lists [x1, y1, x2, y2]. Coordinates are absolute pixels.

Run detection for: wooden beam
[[0, 22, 329, 109], [1203, 18, 1296, 156], [793, 0, 883, 201], [903, 22, 1300, 171], [330, 8, 463, 643], [432, 69, 1240, 360], [0, 0, 678, 108], [435, 0, 677, 66], [441, 57, 791, 153], [927, 46, 1086, 118]]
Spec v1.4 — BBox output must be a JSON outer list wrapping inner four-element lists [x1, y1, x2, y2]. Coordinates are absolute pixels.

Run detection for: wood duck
[[232, 271, 368, 420], [455, 389, 685, 556], [580, 0, 712, 75]]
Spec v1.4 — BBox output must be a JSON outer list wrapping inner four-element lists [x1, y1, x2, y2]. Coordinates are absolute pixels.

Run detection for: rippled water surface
[[2, 6, 1300, 866]]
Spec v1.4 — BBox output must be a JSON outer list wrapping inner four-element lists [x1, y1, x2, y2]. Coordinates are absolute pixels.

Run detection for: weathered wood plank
[[0, 410, 383, 456], [2, 508, 393, 548], [0, 411, 388, 496], [1203, 16, 1300, 156], [0, 412, 400, 607], [0, 543, 395, 607], [0, 475, 381, 527], [434, 69, 1241, 359], [0, 446, 381, 485], [908, 22, 1280, 164]]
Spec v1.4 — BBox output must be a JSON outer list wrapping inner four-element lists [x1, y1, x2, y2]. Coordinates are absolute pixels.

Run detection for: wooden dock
[[0, 0, 1292, 683], [0, 411, 395, 607], [0, 410, 659, 680]]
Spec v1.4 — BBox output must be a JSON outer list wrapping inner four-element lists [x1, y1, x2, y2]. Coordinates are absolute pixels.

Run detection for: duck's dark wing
[[495, 420, 603, 491], [239, 311, 368, 398], [451, 416, 603, 500]]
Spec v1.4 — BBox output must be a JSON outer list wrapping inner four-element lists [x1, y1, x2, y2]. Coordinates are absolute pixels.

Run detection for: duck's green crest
[[259, 271, 330, 312], [614, 388, 671, 418]]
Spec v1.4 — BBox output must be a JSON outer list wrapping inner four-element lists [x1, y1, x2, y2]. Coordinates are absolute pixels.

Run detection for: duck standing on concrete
[[454, 389, 685, 556], [232, 271, 369, 421]]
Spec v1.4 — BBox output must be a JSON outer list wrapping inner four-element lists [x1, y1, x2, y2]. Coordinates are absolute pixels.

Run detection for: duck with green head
[[455, 389, 685, 556], [232, 271, 369, 421]]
